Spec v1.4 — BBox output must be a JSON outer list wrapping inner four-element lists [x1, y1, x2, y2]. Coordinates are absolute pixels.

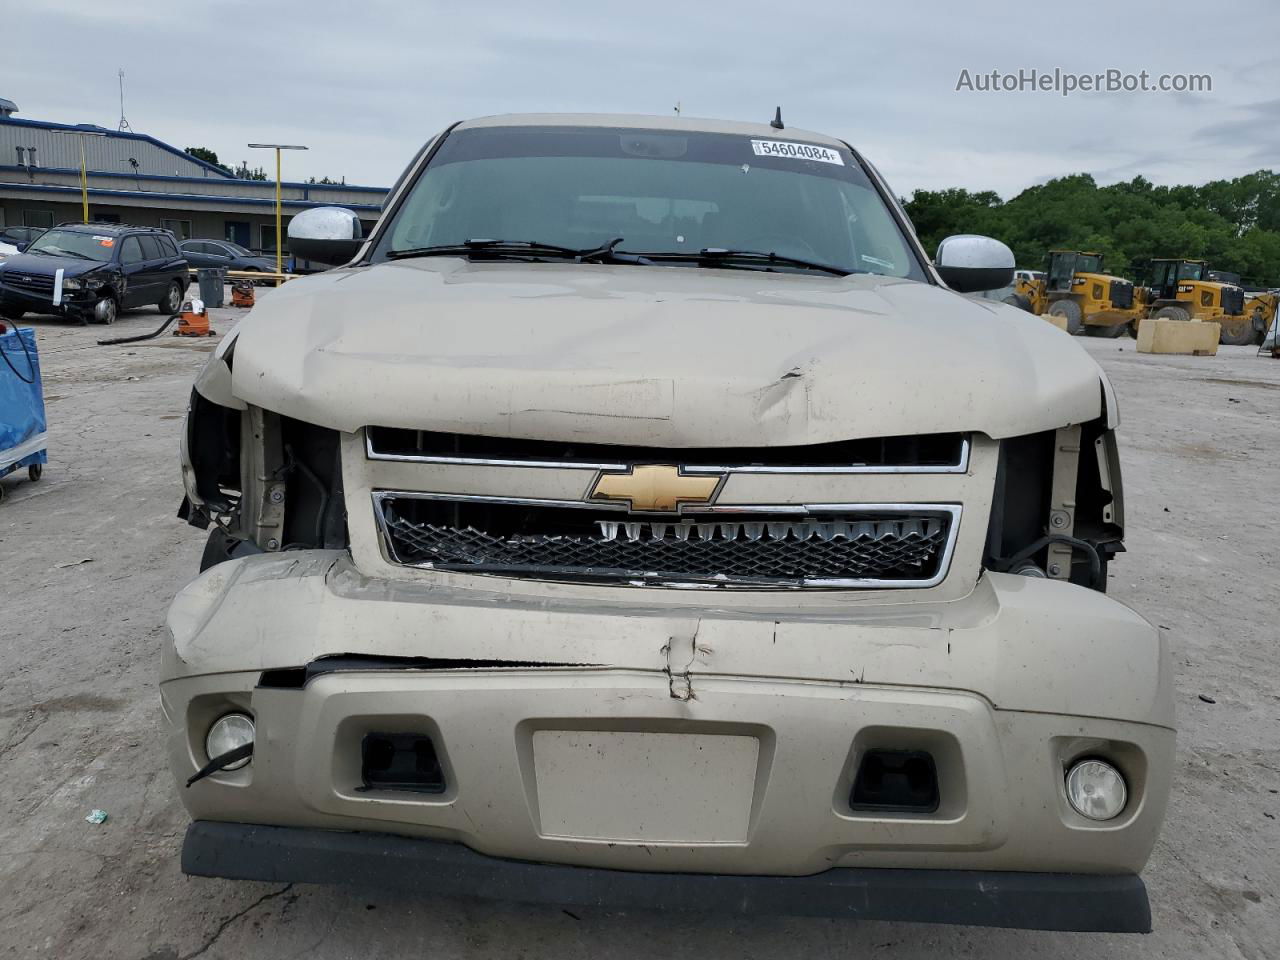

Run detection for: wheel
[[1002, 293, 1034, 313], [28, 463, 42, 481], [93, 294, 118, 325], [1048, 299, 1084, 335], [1085, 321, 1130, 338], [1218, 315, 1257, 346], [158, 281, 183, 315], [1153, 305, 1191, 322]]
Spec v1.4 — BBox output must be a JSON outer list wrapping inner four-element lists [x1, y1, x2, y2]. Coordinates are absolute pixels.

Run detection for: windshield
[[1178, 261, 1204, 281], [378, 125, 926, 279], [26, 229, 115, 262]]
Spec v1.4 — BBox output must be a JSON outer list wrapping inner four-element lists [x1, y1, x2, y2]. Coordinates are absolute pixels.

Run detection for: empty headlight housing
[[1065, 758, 1127, 820], [205, 713, 255, 770]]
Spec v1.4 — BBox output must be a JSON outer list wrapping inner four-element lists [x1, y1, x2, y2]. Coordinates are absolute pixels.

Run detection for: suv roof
[[53, 222, 174, 235], [455, 112, 847, 148]]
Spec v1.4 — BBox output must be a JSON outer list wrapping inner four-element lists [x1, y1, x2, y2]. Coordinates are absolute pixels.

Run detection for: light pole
[[248, 143, 307, 281], [56, 129, 106, 222]]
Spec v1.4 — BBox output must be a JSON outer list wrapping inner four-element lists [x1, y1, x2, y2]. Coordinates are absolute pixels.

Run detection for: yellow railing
[[187, 268, 296, 286]]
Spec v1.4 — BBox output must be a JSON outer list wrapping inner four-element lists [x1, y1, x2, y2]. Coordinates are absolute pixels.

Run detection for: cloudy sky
[[6, 0, 1278, 199]]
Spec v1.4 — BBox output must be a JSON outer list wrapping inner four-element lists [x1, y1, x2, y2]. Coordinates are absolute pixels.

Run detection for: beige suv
[[166, 114, 1173, 932]]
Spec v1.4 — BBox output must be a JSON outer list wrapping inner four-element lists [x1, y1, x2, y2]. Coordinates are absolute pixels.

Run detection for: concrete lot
[[0, 298, 1277, 959]]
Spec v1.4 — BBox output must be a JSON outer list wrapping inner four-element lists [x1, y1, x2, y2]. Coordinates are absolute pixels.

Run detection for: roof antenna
[[117, 69, 133, 133], [770, 106, 784, 130]]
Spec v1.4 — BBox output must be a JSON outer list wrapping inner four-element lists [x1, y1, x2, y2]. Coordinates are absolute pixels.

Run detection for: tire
[[28, 463, 42, 481], [1218, 315, 1257, 346], [1002, 293, 1034, 313], [1085, 321, 1131, 338], [158, 280, 183, 315], [1048, 299, 1083, 335], [1153, 305, 1191, 322], [93, 294, 118, 325]]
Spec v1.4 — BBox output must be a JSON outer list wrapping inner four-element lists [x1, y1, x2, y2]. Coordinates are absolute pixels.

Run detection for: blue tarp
[[0, 327, 48, 472]]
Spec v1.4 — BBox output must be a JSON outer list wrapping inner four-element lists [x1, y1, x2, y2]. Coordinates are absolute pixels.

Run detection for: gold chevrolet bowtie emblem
[[589, 464, 721, 513]]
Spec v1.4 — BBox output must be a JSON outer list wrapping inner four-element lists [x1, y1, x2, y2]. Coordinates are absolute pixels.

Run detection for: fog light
[[1066, 759, 1127, 820], [205, 714, 255, 770]]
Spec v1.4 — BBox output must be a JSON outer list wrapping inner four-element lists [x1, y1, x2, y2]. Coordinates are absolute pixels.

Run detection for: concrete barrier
[[1136, 318, 1220, 356]]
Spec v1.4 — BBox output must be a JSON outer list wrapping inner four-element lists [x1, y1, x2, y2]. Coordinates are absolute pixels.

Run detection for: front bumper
[[183, 821, 1152, 932], [0, 282, 95, 316], [162, 552, 1174, 928]]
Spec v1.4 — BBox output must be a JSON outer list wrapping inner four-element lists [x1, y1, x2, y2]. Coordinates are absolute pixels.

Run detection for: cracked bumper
[[162, 551, 1174, 922], [0, 284, 95, 315]]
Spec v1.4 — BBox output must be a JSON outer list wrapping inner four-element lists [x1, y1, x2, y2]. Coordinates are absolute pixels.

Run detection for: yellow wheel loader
[[1012, 251, 1145, 337], [1145, 259, 1265, 346], [1244, 292, 1279, 345]]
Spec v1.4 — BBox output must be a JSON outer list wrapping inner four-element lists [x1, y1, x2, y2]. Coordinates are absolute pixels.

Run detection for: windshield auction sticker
[[750, 140, 844, 165]]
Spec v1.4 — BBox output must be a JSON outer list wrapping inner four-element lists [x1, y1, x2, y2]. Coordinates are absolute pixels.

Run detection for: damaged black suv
[[0, 222, 188, 325]]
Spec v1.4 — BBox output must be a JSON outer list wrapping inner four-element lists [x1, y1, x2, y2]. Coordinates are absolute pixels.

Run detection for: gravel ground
[[0, 298, 1276, 959]]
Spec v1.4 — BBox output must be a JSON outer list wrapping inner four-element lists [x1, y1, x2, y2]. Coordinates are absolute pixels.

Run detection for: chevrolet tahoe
[[165, 113, 1173, 932]]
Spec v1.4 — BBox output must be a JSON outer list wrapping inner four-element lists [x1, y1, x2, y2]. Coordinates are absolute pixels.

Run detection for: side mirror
[[935, 235, 1015, 293], [287, 207, 363, 266], [16, 241, 28, 253]]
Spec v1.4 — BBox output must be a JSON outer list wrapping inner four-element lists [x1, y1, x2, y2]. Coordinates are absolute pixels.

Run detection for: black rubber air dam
[[182, 822, 1152, 933]]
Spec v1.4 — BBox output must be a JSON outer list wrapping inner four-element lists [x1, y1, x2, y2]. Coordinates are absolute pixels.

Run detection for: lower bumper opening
[[181, 821, 1152, 932]]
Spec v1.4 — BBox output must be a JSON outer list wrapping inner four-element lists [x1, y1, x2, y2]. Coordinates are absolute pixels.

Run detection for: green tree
[[185, 146, 232, 176], [903, 169, 1280, 287]]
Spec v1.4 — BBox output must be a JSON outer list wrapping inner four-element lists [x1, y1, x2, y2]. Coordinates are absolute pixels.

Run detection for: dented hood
[[227, 259, 1106, 445]]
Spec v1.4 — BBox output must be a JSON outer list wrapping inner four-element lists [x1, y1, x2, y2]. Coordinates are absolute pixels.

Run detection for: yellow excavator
[[1013, 250, 1146, 337], [1146, 259, 1274, 345]]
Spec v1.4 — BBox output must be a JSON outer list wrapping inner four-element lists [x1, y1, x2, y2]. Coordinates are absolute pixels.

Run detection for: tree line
[[184, 147, 343, 185], [902, 170, 1280, 289]]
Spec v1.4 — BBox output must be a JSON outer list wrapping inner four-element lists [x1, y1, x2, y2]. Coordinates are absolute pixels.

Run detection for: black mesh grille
[[1222, 286, 1245, 315], [1109, 280, 1134, 310], [376, 497, 952, 586]]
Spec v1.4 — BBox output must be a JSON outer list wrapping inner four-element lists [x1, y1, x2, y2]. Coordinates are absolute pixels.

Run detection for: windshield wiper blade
[[38, 248, 91, 260], [574, 237, 650, 265], [387, 238, 651, 265], [640, 248, 851, 276], [387, 240, 578, 261]]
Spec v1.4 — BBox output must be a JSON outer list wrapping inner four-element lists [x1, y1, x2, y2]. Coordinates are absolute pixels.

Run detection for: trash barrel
[[197, 268, 225, 308]]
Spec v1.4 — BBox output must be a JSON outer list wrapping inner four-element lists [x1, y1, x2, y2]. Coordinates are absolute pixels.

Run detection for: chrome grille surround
[[371, 491, 962, 589], [364, 429, 971, 474]]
